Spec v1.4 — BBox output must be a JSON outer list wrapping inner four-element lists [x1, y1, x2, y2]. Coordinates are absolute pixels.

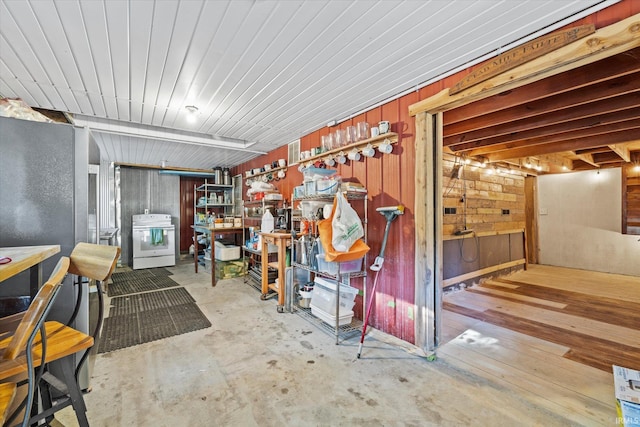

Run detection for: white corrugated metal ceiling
[[0, 0, 618, 169]]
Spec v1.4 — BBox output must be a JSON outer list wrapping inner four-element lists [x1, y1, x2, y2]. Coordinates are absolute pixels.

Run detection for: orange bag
[[317, 195, 370, 262]]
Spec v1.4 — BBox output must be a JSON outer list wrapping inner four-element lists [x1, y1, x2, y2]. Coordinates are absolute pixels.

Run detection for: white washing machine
[[132, 213, 176, 269]]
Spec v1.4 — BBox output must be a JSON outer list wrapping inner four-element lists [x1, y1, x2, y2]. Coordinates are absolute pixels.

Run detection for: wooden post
[[414, 112, 443, 354]]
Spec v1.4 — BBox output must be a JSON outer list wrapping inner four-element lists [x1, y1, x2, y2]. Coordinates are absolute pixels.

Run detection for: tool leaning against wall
[[357, 205, 405, 359]]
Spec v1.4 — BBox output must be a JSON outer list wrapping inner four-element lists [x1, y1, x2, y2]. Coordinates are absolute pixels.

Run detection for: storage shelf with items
[[242, 227, 278, 292], [194, 180, 236, 226], [289, 169, 368, 343], [192, 178, 244, 287], [243, 199, 281, 223]]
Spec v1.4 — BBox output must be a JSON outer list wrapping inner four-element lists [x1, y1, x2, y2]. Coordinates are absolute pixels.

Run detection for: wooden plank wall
[[623, 163, 640, 234], [229, 1, 639, 345]]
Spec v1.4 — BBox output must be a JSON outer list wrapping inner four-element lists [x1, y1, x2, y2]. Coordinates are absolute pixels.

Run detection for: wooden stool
[[38, 243, 120, 426], [0, 256, 69, 426]]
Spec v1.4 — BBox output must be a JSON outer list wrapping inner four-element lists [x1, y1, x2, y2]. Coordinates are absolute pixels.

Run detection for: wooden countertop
[[191, 225, 244, 232], [0, 245, 60, 282], [258, 232, 292, 239]]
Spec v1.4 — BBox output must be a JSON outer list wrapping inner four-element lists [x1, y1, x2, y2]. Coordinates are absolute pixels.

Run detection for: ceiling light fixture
[[185, 105, 199, 123]]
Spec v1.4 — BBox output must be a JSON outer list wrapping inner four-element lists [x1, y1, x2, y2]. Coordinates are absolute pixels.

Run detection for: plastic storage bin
[[215, 244, 240, 261], [316, 255, 363, 275], [339, 257, 363, 273], [316, 254, 338, 275], [310, 277, 358, 316], [316, 178, 339, 195], [310, 305, 354, 326]]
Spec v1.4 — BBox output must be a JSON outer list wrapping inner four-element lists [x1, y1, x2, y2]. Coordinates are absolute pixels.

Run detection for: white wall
[[538, 168, 640, 277]]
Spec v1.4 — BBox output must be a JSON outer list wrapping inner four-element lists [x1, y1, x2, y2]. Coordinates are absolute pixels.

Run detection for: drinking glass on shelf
[[335, 129, 347, 147], [356, 122, 369, 141], [321, 134, 331, 151], [329, 132, 337, 150], [346, 125, 357, 145]]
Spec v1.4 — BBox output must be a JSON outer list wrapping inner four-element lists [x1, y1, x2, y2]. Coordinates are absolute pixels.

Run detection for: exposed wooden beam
[[444, 72, 640, 137], [486, 129, 640, 161], [574, 153, 599, 167], [594, 151, 627, 164], [410, 14, 640, 116], [575, 147, 616, 155], [609, 143, 632, 162], [444, 47, 640, 125], [466, 119, 640, 158], [444, 106, 640, 151]]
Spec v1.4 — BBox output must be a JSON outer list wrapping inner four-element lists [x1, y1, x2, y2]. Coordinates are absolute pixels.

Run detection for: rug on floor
[[97, 287, 211, 353], [108, 267, 177, 297]]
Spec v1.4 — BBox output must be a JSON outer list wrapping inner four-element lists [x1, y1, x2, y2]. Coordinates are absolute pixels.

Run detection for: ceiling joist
[[409, 14, 640, 173]]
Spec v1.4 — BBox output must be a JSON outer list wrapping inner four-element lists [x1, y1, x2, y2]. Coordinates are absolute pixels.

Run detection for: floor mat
[[108, 268, 177, 297], [98, 287, 211, 353]]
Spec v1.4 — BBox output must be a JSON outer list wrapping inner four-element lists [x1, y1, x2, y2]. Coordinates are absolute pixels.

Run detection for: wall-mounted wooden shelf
[[300, 132, 398, 166], [244, 165, 287, 180]]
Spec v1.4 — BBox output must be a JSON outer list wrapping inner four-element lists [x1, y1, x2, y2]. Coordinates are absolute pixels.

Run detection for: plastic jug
[[261, 209, 274, 233]]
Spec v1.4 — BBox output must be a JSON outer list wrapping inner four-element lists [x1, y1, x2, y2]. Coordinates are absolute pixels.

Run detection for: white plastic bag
[[331, 192, 364, 252]]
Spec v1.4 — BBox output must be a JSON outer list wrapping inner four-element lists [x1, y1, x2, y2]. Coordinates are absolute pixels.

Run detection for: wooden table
[[0, 245, 61, 298], [191, 225, 244, 287], [259, 232, 291, 312]]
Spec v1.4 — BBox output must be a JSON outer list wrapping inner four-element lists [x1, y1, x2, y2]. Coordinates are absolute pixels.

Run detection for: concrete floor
[[55, 262, 584, 426]]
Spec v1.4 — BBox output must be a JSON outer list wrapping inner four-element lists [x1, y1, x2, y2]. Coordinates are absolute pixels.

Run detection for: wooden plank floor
[[439, 264, 640, 426]]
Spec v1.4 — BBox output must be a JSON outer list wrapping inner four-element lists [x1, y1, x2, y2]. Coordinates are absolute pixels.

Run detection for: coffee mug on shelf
[[378, 138, 393, 154], [370, 126, 380, 137], [336, 152, 347, 164], [278, 158, 286, 167], [362, 143, 375, 157], [348, 149, 361, 161], [379, 120, 390, 134]]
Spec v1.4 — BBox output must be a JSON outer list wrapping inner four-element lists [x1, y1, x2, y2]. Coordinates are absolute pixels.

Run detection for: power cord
[[458, 232, 479, 263]]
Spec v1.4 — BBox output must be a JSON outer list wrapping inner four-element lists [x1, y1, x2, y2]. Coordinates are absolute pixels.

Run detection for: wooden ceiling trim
[[443, 71, 640, 137], [486, 128, 640, 161], [443, 47, 640, 125], [446, 106, 640, 152], [409, 14, 640, 116], [462, 116, 640, 157]]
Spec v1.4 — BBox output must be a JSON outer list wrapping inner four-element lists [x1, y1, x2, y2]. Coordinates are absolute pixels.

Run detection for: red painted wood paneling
[[230, 2, 636, 345], [179, 177, 205, 253]]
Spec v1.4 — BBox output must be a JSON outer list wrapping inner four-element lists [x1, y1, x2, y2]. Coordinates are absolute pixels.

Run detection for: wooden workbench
[[259, 232, 291, 312]]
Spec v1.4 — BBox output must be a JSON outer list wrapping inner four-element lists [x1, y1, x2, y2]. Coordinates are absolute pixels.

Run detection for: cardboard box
[[613, 365, 640, 427]]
